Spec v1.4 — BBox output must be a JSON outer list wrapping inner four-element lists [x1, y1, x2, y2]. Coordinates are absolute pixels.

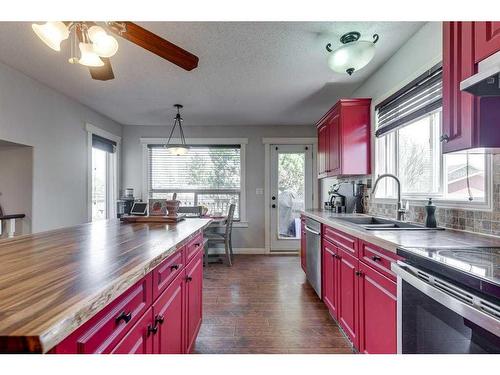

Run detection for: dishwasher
[[304, 217, 322, 298]]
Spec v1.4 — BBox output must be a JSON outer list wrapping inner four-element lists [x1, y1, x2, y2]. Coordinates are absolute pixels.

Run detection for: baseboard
[[207, 247, 267, 255]]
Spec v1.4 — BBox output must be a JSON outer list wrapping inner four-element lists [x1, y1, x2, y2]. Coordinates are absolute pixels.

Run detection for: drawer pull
[[371, 255, 382, 262], [194, 243, 200, 248], [170, 264, 179, 271], [355, 270, 363, 277], [155, 315, 164, 325], [115, 311, 132, 324], [147, 323, 158, 336], [186, 276, 193, 282]]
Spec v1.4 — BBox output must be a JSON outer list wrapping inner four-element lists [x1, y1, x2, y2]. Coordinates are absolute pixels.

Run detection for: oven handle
[[392, 262, 500, 338], [304, 225, 321, 236]]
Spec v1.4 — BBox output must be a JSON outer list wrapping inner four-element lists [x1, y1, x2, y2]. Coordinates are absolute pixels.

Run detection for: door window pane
[[92, 148, 107, 221]]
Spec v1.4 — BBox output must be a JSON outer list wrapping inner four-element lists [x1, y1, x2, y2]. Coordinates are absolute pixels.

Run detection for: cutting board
[[121, 215, 185, 223]]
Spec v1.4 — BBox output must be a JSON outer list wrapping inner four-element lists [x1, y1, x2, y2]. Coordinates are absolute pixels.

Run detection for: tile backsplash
[[320, 154, 500, 237]]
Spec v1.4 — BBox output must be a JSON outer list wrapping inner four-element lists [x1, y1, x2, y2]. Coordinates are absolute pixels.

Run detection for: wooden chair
[[177, 206, 203, 217], [204, 204, 235, 267]]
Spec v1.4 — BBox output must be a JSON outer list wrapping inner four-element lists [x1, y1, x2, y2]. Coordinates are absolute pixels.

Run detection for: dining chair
[[204, 204, 235, 266]]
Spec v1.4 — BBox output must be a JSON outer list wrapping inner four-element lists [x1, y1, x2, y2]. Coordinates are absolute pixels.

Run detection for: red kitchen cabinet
[[337, 247, 359, 348], [358, 262, 397, 354], [185, 250, 203, 354], [152, 270, 186, 354], [300, 218, 306, 273], [474, 22, 500, 63], [322, 239, 339, 319], [442, 22, 500, 153], [111, 307, 154, 354], [316, 99, 371, 178]]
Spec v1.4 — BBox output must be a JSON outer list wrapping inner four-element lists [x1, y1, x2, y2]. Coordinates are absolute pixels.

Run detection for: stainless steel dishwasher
[[304, 217, 321, 298]]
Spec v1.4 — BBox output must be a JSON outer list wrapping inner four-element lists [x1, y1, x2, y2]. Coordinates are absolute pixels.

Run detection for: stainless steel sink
[[335, 216, 445, 231]]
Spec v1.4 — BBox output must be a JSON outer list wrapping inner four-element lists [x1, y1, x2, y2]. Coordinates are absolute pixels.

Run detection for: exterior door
[[270, 144, 314, 252], [185, 252, 203, 353], [153, 271, 185, 354]]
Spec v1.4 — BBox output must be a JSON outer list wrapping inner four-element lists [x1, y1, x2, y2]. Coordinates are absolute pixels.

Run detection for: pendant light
[[32, 21, 69, 51], [326, 32, 379, 75], [165, 104, 189, 156]]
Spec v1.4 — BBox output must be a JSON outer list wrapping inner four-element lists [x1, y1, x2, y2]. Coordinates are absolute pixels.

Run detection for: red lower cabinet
[[300, 218, 306, 272], [338, 248, 359, 348], [152, 270, 186, 354], [322, 239, 339, 319], [358, 262, 397, 354], [185, 250, 203, 354], [111, 307, 154, 354]]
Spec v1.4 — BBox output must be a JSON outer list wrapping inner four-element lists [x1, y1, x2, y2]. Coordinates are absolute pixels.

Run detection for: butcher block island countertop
[[0, 218, 211, 353]]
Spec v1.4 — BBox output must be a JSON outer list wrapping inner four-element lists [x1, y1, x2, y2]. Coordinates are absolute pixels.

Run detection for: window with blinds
[[375, 64, 442, 138], [147, 145, 241, 219]]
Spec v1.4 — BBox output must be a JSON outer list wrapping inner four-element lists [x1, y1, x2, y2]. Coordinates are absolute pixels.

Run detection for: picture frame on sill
[[148, 199, 167, 216]]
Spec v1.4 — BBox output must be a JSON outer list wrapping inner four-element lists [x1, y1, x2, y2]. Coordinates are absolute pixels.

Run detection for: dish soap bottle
[[425, 198, 437, 228]]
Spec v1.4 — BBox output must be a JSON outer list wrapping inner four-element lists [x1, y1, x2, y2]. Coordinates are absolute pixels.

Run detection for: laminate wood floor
[[193, 255, 353, 354]]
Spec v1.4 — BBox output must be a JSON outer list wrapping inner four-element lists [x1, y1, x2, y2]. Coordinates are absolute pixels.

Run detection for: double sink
[[335, 216, 445, 231]]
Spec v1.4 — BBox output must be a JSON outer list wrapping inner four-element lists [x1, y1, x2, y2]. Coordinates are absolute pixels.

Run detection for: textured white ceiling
[[0, 22, 423, 126]]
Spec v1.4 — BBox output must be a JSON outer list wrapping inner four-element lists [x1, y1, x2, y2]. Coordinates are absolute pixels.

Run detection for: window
[[147, 145, 242, 219], [374, 65, 489, 204]]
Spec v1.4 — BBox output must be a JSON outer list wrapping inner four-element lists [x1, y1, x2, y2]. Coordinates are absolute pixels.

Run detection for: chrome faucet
[[371, 174, 407, 221]]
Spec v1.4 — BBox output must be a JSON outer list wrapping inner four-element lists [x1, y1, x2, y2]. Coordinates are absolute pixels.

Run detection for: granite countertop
[[0, 218, 211, 353], [302, 209, 500, 253]]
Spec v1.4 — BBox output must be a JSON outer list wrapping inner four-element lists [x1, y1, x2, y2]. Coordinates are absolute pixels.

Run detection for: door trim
[[263, 138, 318, 254]]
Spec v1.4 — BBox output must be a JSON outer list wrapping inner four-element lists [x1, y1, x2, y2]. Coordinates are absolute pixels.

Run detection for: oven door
[[392, 262, 500, 354]]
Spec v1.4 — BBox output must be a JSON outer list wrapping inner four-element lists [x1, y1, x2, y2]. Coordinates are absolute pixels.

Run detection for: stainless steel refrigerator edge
[[305, 218, 322, 298]]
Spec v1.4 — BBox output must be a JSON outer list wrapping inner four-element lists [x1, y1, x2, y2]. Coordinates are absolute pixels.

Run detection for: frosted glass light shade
[[32, 21, 69, 51], [78, 43, 104, 67], [167, 146, 189, 156], [328, 40, 376, 75], [88, 25, 119, 58]]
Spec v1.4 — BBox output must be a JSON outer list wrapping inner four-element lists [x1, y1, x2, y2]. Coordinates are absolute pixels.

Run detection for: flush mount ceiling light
[[326, 31, 380, 76], [165, 104, 189, 156], [31, 22, 199, 81]]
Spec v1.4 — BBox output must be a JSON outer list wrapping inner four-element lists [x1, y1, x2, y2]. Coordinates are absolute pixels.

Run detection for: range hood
[[461, 51, 500, 96]]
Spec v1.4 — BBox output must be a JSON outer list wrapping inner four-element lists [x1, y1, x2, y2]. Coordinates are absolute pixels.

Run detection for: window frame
[[372, 67, 493, 212], [141, 137, 248, 223]]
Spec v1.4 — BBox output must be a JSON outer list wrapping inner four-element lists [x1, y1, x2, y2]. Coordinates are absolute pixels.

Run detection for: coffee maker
[[116, 188, 137, 218], [324, 183, 346, 213]]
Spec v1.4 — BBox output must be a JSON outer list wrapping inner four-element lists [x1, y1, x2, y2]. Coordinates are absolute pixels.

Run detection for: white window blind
[[147, 145, 241, 218]]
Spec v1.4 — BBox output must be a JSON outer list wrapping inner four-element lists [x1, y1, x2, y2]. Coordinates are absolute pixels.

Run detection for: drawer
[[323, 225, 358, 257], [71, 274, 152, 354], [185, 232, 204, 265], [359, 241, 399, 281], [152, 246, 185, 300]]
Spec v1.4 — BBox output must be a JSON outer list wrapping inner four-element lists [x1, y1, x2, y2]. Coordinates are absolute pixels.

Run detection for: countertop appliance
[[304, 217, 322, 298], [392, 246, 500, 353]]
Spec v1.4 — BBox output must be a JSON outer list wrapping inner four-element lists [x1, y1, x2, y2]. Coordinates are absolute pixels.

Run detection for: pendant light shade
[[165, 104, 189, 155], [88, 25, 119, 58], [326, 32, 379, 75], [32, 21, 69, 51], [78, 42, 104, 67]]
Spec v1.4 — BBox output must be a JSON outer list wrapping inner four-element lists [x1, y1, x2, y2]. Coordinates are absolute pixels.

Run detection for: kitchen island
[[0, 218, 210, 354]]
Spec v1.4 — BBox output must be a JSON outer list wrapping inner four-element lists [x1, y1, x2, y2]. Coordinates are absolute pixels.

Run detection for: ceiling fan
[[31, 21, 199, 81]]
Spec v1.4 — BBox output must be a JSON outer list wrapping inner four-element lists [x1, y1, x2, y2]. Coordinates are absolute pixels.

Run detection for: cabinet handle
[[440, 134, 449, 143], [186, 276, 193, 282], [371, 255, 382, 262], [170, 264, 179, 271], [115, 311, 132, 324], [194, 243, 200, 247], [147, 323, 158, 336], [355, 270, 363, 277], [155, 314, 164, 325]]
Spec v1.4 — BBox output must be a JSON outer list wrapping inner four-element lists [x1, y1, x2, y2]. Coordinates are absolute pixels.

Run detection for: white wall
[[0, 61, 123, 233], [122, 124, 316, 249], [320, 22, 443, 202], [0, 143, 33, 237]]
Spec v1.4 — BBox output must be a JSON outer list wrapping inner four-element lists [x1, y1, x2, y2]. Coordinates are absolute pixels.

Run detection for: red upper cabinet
[[474, 22, 500, 63], [442, 22, 500, 153], [316, 99, 371, 178]]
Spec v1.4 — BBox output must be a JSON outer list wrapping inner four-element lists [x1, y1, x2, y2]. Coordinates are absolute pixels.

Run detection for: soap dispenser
[[425, 198, 437, 228]]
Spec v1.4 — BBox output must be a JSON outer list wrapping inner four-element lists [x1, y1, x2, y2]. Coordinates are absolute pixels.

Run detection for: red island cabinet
[[316, 98, 371, 178], [184, 250, 204, 354], [111, 307, 154, 354]]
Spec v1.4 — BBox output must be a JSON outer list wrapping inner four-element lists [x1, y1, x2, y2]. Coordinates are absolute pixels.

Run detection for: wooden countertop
[[0, 218, 211, 353], [302, 210, 500, 252]]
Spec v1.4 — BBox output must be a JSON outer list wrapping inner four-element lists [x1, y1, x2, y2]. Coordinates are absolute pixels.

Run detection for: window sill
[[209, 221, 249, 228], [372, 197, 493, 212]]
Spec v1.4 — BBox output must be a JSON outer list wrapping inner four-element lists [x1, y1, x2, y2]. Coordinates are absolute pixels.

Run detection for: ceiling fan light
[[167, 146, 189, 156], [327, 40, 376, 75], [88, 25, 119, 58], [78, 42, 104, 67], [32, 21, 69, 51]]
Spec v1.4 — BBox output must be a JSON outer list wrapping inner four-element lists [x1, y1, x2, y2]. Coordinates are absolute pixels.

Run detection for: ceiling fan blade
[[109, 22, 199, 71], [88, 58, 115, 81]]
